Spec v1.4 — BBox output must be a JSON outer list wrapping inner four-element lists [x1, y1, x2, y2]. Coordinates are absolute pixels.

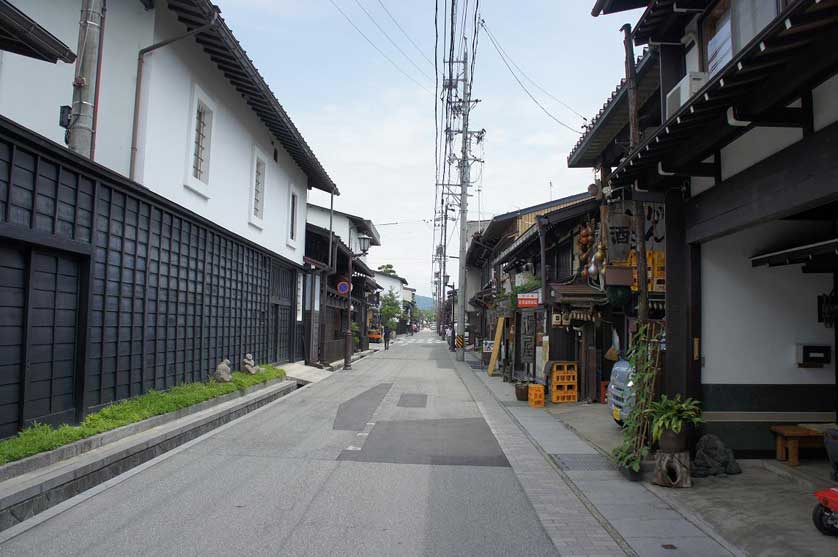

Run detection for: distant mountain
[[415, 294, 433, 311]]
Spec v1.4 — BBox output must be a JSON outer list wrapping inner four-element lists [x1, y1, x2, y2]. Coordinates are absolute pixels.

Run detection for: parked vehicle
[[814, 431, 838, 535], [608, 358, 634, 426], [813, 487, 838, 536]]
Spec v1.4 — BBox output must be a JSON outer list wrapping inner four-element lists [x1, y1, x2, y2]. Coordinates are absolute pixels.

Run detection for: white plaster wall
[[137, 4, 307, 263], [701, 220, 835, 385], [720, 127, 803, 181], [0, 0, 153, 175], [306, 206, 358, 252], [813, 74, 838, 133], [375, 272, 404, 304]]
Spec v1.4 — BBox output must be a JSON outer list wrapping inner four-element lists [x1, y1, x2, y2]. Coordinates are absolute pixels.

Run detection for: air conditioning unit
[[666, 72, 707, 119]]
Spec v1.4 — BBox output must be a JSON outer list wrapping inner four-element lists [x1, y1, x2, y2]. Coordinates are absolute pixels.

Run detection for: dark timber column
[[659, 44, 685, 123], [664, 187, 690, 397]]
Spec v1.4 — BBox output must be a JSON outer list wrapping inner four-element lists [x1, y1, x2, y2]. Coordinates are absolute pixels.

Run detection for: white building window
[[192, 104, 210, 181], [288, 189, 298, 245], [249, 146, 267, 229], [184, 84, 216, 198]]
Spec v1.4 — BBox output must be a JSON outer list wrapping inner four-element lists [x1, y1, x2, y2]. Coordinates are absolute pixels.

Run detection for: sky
[[215, 0, 644, 296]]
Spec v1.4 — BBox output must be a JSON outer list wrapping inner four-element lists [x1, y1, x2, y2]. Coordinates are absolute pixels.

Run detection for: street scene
[[0, 0, 837, 555]]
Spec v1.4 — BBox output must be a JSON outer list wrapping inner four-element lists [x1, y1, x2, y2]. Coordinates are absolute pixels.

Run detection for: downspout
[[328, 189, 335, 268], [537, 214, 550, 382], [129, 12, 218, 181]]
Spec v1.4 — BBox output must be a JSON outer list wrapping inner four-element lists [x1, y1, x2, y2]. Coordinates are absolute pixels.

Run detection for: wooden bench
[[770, 425, 823, 466]]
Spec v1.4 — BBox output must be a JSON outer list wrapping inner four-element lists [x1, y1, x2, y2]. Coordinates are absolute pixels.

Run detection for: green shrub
[[0, 366, 285, 465]]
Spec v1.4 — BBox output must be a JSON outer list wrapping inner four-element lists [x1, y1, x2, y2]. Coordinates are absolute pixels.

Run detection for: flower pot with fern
[[646, 395, 704, 453]]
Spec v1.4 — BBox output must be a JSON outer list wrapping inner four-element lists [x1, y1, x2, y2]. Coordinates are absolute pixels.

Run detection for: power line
[[327, 0, 431, 93], [376, 0, 435, 68], [352, 0, 434, 82], [486, 25, 586, 122], [480, 19, 582, 134]]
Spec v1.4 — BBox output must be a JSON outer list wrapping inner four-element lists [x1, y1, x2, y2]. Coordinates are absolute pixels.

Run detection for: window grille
[[192, 103, 210, 182], [253, 158, 265, 218]]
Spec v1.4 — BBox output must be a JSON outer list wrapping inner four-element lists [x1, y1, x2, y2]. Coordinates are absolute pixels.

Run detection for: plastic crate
[[552, 390, 578, 403], [551, 370, 578, 384], [552, 382, 577, 393], [551, 362, 577, 374], [528, 384, 545, 408]]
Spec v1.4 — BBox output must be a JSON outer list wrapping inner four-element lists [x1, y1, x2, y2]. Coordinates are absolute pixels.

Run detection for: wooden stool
[[770, 425, 823, 466]]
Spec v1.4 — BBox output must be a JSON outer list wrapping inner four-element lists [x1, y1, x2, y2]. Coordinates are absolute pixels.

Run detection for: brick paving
[[454, 360, 629, 556]]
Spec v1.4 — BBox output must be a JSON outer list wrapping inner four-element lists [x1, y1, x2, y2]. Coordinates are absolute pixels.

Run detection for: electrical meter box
[[796, 344, 832, 368]]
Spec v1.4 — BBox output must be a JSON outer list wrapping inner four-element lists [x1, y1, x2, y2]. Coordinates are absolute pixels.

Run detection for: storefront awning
[[751, 238, 838, 272], [609, 0, 838, 189], [549, 282, 608, 307]]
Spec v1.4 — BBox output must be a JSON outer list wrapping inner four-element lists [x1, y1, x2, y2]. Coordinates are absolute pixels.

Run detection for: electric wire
[[480, 19, 582, 134], [327, 0, 431, 93], [376, 0, 435, 68], [485, 22, 586, 122], [352, 0, 434, 82]]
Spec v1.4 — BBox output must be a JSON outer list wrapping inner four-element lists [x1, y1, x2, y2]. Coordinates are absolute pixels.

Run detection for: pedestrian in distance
[[383, 323, 391, 350]]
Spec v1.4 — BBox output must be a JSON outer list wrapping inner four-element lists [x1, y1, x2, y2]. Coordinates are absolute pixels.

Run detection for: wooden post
[[622, 23, 648, 322]]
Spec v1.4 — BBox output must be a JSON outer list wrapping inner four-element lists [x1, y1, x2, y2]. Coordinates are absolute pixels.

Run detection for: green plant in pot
[[645, 394, 704, 453]]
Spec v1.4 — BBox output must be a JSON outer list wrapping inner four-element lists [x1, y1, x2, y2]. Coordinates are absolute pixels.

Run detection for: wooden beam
[[686, 123, 838, 244], [732, 106, 806, 128]]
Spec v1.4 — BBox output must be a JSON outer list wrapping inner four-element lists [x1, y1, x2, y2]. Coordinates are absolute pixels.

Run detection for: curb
[[0, 379, 298, 532], [0, 376, 292, 484]]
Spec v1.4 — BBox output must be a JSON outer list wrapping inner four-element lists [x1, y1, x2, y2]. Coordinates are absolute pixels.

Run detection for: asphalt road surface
[[0, 331, 558, 556]]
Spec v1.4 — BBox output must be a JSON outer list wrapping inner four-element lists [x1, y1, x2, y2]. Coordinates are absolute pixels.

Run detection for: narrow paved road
[[0, 331, 559, 556]]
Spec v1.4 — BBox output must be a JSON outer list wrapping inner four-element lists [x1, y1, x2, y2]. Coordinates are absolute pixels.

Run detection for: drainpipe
[[537, 214, 550, 381], [129, 12, 218, 181], [68, 0, 106, 158], [328, 189, 335, 268]]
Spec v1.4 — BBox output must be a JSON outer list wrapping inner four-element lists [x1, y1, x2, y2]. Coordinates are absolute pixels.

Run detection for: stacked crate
[[551, 362, 578, 403], [528, 384, 545, 408]]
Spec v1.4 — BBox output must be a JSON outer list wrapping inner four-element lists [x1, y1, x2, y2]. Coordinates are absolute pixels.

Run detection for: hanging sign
[[483, 340, 495, 353], [336, 281, 351, 295], [606, 211, 632, 264], [517, 292, 540, 308]]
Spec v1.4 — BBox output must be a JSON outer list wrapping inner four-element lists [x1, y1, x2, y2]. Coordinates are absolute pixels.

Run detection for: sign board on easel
[[487, 316, 504, 377]]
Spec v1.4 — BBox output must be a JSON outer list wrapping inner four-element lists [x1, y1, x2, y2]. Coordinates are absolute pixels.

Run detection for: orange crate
[[551, 362, 577, 374], [552, 390, 578, 403], [551, 370, 578, 384], [528, 384, 545, 408], [552, 383, 577, 393]]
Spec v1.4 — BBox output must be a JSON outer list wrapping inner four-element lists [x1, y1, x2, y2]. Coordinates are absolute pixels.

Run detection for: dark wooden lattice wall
[[0, 119, 298, 434]]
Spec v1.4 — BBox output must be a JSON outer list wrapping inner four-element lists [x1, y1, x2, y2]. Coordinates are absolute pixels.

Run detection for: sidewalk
[[460, 353, 740, 557]]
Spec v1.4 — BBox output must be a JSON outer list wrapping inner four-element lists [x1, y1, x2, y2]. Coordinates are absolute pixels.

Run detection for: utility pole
[[68, 0, 105, 158], [622, 23, 648, 323], [455, 49, 471, 362]]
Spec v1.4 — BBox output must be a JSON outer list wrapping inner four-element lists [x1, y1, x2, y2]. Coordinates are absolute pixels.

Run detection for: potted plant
[[646, 395, 704, 453], [514, 381, 530, 401]]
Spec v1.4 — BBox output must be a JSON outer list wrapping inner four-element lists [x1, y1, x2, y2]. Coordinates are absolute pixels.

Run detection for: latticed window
[[253, 158, 266, 218], [289, 192, 298, 241], [192, 103, 211, 182]]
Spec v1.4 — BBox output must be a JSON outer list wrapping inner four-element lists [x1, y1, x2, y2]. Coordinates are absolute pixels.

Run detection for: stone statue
[[213, 359, 232, 383], [241, 353, 261, 375]]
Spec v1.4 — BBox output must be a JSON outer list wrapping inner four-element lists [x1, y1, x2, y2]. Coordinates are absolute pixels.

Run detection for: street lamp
[[357, 233, 371, 256], [343, 234, 372, 371]]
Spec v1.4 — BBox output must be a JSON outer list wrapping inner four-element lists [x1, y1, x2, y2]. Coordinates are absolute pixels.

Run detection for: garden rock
[[241, 354, 261, 375], [692, 434, 742, 477], [213, 359, 232, 383]]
